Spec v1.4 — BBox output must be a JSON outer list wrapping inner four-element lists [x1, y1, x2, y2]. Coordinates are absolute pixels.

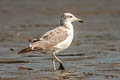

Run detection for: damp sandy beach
[[0, 0, 120, 80]]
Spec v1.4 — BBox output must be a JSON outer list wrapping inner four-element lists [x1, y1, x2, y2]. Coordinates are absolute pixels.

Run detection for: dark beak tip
[[79, 20, 83, 23]]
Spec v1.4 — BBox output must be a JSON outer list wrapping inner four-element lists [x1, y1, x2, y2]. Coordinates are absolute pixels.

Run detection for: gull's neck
[[60, 21, 73, 30]]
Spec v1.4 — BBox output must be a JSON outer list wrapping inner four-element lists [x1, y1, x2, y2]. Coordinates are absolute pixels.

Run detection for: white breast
[[53, 28, 74, 53]]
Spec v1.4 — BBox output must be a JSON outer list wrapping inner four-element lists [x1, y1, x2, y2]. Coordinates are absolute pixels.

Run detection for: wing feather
[[31, 26, 68, 50]]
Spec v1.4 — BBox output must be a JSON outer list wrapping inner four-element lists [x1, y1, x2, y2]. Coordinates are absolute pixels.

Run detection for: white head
[[60, 13, 83, 25]]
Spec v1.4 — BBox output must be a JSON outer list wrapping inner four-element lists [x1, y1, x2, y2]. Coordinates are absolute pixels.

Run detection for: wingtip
[[18, 47, 32, 54], [18, 50, 26, 54]]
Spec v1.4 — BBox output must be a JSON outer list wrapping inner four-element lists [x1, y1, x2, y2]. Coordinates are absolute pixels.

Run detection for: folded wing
[[30, 26, 68, 50]]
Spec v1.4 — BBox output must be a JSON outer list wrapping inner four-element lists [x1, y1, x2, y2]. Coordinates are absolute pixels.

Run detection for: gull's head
[[60, 13, 83, 25]]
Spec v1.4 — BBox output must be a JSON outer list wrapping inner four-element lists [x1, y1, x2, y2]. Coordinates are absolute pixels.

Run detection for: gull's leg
[[53, 51, 65, 70], [52, 52, 56, 70]]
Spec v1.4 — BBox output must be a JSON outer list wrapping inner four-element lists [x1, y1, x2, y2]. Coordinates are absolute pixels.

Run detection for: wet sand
[[0, 0, 120, 80]]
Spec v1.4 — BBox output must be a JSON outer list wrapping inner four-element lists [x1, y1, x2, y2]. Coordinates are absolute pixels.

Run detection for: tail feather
[[18, 47, 32, 54]]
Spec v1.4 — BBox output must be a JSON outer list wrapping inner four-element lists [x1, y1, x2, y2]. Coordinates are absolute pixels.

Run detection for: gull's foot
[[59, 63, 65, 70]]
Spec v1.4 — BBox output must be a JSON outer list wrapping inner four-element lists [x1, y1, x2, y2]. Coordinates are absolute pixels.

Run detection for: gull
[[18, 13, 83, 70]]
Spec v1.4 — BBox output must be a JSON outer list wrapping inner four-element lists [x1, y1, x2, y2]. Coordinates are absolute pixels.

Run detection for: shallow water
[[0, 0, 120, 80]]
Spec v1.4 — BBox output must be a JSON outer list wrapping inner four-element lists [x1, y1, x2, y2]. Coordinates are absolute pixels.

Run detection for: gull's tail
[[18, 47, 32, 54]]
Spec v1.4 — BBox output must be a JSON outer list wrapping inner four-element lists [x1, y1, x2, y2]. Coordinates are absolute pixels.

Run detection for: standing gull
[[18, 13, 83, 70]]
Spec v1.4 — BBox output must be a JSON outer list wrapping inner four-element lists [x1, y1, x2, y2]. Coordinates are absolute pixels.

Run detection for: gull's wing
[[30, 26, 68, 50]]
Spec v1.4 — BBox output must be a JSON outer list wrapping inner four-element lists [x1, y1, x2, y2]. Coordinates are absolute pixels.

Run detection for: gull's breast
[[53, 29, 74, 53]]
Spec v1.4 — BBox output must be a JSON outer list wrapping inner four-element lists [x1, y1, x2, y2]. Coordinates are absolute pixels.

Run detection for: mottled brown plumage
[[30, 26, 68, 51]]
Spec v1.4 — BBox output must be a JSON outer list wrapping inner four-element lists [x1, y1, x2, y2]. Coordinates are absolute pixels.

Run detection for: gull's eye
[[70, 16, 72, 18]]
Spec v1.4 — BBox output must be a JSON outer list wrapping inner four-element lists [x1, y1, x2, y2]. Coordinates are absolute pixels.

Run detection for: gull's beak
[[76, 18, 83, 23]]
